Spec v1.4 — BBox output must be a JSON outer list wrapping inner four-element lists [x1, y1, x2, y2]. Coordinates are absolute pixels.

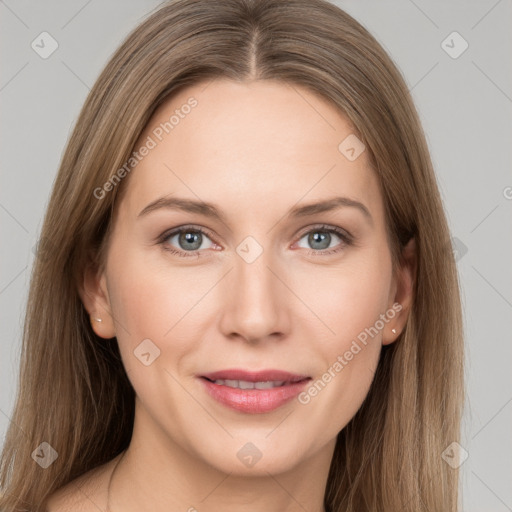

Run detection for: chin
[[193, 437, 308, 476]]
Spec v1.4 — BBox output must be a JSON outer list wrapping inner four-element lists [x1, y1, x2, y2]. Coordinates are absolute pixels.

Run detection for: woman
[[0, 0, 464, 510]]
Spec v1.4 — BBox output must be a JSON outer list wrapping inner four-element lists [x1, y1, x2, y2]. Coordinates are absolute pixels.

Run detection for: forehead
[[118, 79, 383, 224]]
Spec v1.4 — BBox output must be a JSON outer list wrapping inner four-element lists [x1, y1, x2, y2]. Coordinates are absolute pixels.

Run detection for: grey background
[[1, 0, 511, 510]]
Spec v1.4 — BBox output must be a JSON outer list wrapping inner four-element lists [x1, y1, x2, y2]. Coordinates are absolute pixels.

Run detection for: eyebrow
[[137, 195, 373, 225]]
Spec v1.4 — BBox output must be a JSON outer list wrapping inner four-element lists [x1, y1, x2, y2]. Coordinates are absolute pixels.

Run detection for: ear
[[78, 262, 116, 339], [382, 237, 416, 345]]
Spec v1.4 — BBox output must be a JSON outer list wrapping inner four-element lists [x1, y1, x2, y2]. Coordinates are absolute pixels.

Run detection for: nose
[[218, 248, 291, 344]]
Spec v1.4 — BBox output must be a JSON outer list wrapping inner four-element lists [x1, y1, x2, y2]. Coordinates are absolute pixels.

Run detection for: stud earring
[[92, 316, 103, 323], [391, 328, 396, 334]]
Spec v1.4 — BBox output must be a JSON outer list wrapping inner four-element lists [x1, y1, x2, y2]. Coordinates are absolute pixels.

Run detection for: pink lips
[[198, 368, 311, 414]]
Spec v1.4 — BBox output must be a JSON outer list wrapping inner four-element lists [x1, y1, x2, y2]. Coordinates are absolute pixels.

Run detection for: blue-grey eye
[[297, 229, 343, 251], [167, 229, 214, 251]]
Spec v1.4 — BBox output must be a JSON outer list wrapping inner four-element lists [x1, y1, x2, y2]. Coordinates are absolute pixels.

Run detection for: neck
[[106, 397, 334, 512]]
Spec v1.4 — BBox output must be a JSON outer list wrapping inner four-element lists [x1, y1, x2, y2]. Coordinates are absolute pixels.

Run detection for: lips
[[201, 368, 309, 383], [198, 368, 311, 414]]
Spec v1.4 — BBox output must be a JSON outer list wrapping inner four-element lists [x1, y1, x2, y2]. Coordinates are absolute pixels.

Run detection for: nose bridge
[[235, 250, 275, 304], [219, 237, 289, 341]]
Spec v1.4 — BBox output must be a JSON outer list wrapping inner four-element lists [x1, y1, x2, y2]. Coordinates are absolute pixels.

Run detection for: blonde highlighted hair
[[0, 0, 464, 510]]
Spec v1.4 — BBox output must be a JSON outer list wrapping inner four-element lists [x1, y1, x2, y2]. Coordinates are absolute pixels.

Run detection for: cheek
[[293, 248, 391, 417], [104, 249, 208, 420], [297, 250, 392, 347], [107, 237, 208, 333], [105, 244, 206, 373]]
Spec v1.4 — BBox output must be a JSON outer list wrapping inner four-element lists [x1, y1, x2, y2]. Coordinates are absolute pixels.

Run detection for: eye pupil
[[309, 231, 331, 250], [179, 231, 202, 250]]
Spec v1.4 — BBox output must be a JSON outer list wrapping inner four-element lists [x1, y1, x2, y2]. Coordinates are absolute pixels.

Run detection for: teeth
[[255, 381, 282, 389], [212, 379, 286, 389]]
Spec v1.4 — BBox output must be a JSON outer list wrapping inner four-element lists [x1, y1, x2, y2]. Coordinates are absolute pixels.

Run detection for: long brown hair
[[0, 0, 464, 510]]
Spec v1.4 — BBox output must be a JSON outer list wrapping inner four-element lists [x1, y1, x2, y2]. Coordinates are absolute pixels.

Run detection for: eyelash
[[157, 224, 354, 259]]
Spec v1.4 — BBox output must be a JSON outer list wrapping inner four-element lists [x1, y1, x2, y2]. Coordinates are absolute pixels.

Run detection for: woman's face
[[86, 78, 410, 476]]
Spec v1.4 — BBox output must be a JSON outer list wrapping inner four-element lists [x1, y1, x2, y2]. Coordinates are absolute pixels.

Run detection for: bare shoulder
[[45, 454, 121, 512]]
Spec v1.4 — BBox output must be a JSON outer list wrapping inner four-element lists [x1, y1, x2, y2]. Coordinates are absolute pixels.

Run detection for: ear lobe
[[383, 237, 417, 345], [78, 262, 116, 339]]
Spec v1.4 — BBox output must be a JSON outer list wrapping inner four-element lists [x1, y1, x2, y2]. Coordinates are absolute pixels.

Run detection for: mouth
[[197, 369, 312, 414]]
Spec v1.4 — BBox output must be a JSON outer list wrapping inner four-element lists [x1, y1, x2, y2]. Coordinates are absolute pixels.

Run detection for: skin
[[47, 79, 415, 512]]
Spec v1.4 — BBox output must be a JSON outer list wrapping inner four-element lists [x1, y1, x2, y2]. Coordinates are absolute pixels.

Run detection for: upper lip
[[200, 368, 311, 383]]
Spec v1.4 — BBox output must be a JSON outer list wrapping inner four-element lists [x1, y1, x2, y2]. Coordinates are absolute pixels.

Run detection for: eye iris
[[309, 231, 331, 250], [179, 231, 202, 250]]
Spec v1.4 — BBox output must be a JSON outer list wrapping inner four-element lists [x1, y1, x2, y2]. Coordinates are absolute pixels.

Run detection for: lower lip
[[199, 377, 310, 414]]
